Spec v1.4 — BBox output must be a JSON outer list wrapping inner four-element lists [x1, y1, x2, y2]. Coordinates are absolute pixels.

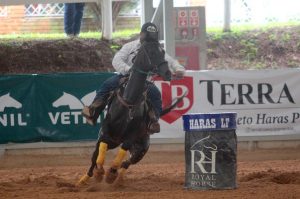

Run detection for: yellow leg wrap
[[96, 142, 108, 165], [76, 174, 90, 186], [112, 148, 127, 168]]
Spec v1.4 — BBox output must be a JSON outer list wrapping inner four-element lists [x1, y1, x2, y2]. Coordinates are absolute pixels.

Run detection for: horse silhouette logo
[[52, 91, 96, 110], [191, 135, 218, 151], [0, 93, 22, 112]]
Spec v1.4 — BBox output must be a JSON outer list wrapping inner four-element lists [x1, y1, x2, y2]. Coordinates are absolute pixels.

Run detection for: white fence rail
[[25, 3, 64, 16], [0, 5, 7, 16], [0, 0, 98, 6]]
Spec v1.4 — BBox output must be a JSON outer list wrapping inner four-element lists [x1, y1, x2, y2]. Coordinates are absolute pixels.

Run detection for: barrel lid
[[182, 112, 237, 132]]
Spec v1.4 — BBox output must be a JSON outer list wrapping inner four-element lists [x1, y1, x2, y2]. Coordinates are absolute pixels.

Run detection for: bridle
[[116, 41, 168, 110], [132, 42, 167, 76]]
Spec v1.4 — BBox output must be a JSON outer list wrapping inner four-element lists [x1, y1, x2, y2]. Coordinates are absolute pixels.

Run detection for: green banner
[[0, 72, 114, 144]]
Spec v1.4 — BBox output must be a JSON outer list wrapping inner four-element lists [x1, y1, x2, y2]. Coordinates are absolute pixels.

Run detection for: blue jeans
[[94, 74, 162, 118], [64, 3, 85, 35]]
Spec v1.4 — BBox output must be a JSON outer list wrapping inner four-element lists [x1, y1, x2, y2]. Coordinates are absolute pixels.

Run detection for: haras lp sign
[[183, 113, 237, 189]]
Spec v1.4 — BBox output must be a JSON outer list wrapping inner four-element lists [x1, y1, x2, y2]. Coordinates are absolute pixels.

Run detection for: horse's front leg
[[92, 141, 108, 182], [76, 140, 101, 186], [105, 144, 128, 184], [77, 140, 108, 185]]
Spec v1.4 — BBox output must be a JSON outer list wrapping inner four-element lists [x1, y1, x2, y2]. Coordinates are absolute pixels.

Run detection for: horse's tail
[[160, 91, 187, 117]]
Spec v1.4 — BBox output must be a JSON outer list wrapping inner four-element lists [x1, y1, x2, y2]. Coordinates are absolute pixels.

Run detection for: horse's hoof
[[93, 166, 105, 182], [114, 173, 125, 187], [105, 167, 118, 184], [76, 174, 90, 186]]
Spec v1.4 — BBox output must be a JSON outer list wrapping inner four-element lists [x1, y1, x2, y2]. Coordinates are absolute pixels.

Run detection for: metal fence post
[[223, 0, 231, 32]]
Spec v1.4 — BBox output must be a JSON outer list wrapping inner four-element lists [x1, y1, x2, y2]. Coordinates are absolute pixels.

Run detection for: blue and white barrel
[[182, 113, 237, 190]]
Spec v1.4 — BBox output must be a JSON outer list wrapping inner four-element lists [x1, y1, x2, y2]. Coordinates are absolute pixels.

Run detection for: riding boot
[[82, 99, 106, 126], [147, 109, 160, 134]]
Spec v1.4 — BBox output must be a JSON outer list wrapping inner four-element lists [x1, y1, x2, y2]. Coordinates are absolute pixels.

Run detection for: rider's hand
[[175, 70, 185, 79]]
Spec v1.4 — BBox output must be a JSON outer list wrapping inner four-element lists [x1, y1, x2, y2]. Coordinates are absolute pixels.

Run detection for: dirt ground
[[0, 148, 299, 199]]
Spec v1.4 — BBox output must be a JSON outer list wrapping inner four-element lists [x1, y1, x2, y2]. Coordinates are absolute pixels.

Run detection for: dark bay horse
[[77, 41, 181, 185]]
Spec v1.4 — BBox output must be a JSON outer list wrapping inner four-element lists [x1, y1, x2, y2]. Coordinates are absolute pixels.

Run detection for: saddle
[[105, 75, 155, 128]]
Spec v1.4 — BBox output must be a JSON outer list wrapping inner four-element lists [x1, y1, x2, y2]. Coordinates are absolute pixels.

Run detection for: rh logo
[[190, 135, 218, 174], [189, 135, 218, 188]]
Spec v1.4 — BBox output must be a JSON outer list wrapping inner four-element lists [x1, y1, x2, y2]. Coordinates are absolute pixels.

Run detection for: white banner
[[155, 69, 300, 138]]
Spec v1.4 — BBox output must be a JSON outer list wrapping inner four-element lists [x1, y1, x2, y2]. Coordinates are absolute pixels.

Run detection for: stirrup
[[85, 117, 97, 126], [82, 106, 92, 118], [82, 106, 97, 126]]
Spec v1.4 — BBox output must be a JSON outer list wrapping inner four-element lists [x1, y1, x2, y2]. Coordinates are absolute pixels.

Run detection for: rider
[[82, 22, 185, 133]]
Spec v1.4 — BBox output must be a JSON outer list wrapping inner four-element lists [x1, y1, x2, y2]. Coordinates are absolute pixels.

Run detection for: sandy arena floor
[[0, 147, 299, 199]]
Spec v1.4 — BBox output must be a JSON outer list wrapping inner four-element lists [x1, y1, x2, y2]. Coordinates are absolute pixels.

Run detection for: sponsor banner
[[1, 69, 300, 143], [155, 69, 300, 138], [184, 113, 237, 189], [0, 75, 39, 143], [0, 73, 114, 144]]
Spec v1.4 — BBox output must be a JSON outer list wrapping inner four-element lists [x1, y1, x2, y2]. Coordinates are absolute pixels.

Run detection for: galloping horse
[[77, 40, 181, 185]]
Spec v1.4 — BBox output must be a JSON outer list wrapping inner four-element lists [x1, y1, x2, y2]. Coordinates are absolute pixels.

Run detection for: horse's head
[[133, 41, 171, 81]]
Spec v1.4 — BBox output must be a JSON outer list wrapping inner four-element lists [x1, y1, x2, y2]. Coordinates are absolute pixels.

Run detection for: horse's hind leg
[[117, 135, 150, 182], [105, 145, 128, 184]]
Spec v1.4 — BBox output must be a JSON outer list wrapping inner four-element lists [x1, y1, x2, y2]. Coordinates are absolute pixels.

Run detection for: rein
[[132, 67, 156, 76], [117, 88, 147, 120], [117, 87, 148, 109], [117, 90, 135, 108]]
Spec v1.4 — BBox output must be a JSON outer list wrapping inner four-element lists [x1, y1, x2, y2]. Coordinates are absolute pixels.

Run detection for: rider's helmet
[[140, 22, 159, 42]]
